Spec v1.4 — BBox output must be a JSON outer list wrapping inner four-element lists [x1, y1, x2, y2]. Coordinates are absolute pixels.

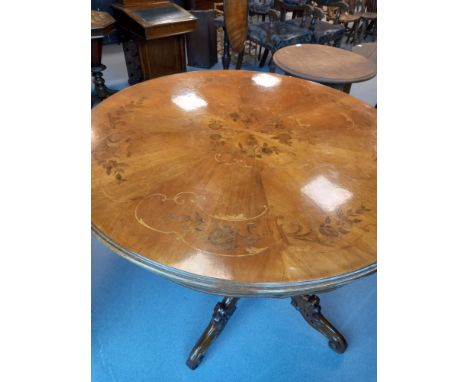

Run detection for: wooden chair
[[248, 0, 275, 21], [213, 0, 248, 69], [277, 0, 310, 21], [247, 8, 314, 68], [288, 3, 345, 47], [326, 1, 361, 44], [356, 0, 377, 42]]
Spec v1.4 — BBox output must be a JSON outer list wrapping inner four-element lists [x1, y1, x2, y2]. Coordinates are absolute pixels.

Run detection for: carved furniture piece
[[91, 10, 117, 105], [112, 0, 197, 85], [273, 43, 376, 93], [249, 0, 275, 21], [92, 70, 376, 369], [325, 1, 361, 44], [287, 4, 345, 47], [355, 0, 377, 43], [248, 8, 313, 68], [215, 0, 249, 69]]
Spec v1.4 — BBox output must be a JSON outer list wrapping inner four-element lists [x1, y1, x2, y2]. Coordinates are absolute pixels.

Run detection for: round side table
[[273, 43, 376, 93]]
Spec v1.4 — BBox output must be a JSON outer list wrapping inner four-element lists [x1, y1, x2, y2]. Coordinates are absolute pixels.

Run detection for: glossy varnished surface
[[224, 0, 248, 53], [92, 71, 376, 296], [273, 44, 377, 85]]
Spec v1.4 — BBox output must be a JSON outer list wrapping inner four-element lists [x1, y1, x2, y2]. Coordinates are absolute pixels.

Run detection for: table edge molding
[[92, 224, 377, 298]]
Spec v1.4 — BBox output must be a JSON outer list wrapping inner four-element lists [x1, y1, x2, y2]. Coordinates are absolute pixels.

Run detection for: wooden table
[[112, 1, 197, 85], [91, 10, 117, 105], [352, 42, 377, 65], [92, 70, 376, 369], [273, 44, 377, 93]]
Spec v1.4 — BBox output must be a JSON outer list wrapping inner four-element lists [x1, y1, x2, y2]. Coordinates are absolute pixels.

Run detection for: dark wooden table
[[92, 70, 376, 369], [113, 0, 197, 85], [91, 10, 117, 105], [273, 44, 377, 93]]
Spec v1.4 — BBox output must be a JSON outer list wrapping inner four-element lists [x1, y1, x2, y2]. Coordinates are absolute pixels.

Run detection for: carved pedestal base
[[187, 294, 347, 369], [91, 64, 117, 106], [186, 297, 239, 369], [291, 295, 347, 353]]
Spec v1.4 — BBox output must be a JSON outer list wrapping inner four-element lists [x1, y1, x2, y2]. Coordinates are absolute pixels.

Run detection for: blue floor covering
[[92, 236, 376, 382]]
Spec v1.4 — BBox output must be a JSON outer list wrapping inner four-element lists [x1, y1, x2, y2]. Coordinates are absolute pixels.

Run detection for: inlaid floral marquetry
[[92, 70, 376, 297]]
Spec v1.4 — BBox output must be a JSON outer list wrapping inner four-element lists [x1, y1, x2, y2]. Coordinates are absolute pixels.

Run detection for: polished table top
[[352, 42, 377, 65], [273, 44, 377, 85], [92, 70, 376, 297]]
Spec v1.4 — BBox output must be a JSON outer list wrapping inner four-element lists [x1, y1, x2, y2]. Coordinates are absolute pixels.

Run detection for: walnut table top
[[273, 44, 377, 85], [91, 70, 377, 297]]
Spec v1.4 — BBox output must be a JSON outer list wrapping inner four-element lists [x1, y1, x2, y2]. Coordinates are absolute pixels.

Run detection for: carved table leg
[[91, 38, 117, 106], [291, 295, 347, 354], [92, 65, 116, 99], [186, 297, 239, 370]]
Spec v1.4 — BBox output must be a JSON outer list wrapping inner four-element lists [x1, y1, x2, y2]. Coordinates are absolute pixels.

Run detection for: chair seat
[[248, 21, 312, 52], [249, 1, 273, 15], [313, 20, 345, 43], [288, 18, 345, 45]]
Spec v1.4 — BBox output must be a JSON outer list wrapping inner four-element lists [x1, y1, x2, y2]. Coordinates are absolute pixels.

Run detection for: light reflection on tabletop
[[301, 175, 353, 213], [171, 92, 208, 111], [251, 73, 281, 88]]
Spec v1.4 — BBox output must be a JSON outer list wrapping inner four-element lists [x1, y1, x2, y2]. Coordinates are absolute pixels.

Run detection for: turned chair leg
[[186, 297, 239, 370], [291, 295, 347, 354], [222, 27, 231, 70], [259, 48, 270, 68], [236, 47, 245, 70]]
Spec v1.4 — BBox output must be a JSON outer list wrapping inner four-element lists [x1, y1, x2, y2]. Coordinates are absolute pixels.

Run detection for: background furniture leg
[[186, 297, 239, 370], [91, 38, 116, 105], [259, 48, 269, 67], [291, 295, 347, 354], [222, 27, 231, 69], [92, 65, 116, 100], [236, 47, 245, 69]]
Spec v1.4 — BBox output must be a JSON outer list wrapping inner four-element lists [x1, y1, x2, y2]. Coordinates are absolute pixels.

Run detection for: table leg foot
[[186, 297, 239, 370], [291, 295, 347, 354]]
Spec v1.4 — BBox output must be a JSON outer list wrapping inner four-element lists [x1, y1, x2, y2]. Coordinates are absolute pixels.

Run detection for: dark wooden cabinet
[[112, 1, 197, 84], [186, 10, 218, 68]]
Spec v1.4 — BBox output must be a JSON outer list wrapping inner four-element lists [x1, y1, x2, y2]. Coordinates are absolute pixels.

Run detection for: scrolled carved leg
[[186, 297, 239, 370], [291, 295, 347, 354]]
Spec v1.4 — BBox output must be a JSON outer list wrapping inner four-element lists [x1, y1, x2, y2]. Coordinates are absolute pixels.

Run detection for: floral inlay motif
[[93, 97, 147, 183]]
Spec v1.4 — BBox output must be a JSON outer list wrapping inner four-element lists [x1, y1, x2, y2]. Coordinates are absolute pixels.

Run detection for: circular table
[[272, 44, 377, 93], [92, 70, 376, 369]]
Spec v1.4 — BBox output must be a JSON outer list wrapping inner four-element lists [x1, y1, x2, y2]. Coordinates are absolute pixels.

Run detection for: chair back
[[224, 0, 248, 53]]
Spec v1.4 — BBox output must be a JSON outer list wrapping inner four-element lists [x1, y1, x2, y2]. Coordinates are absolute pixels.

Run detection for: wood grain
[[223, 0, 248, 53], [92, 70, 376, 297], [273, 44, 376, 85]]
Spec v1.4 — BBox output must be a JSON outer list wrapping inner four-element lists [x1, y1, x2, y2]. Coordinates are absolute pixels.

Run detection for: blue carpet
[[92, 236, 376, 382]]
